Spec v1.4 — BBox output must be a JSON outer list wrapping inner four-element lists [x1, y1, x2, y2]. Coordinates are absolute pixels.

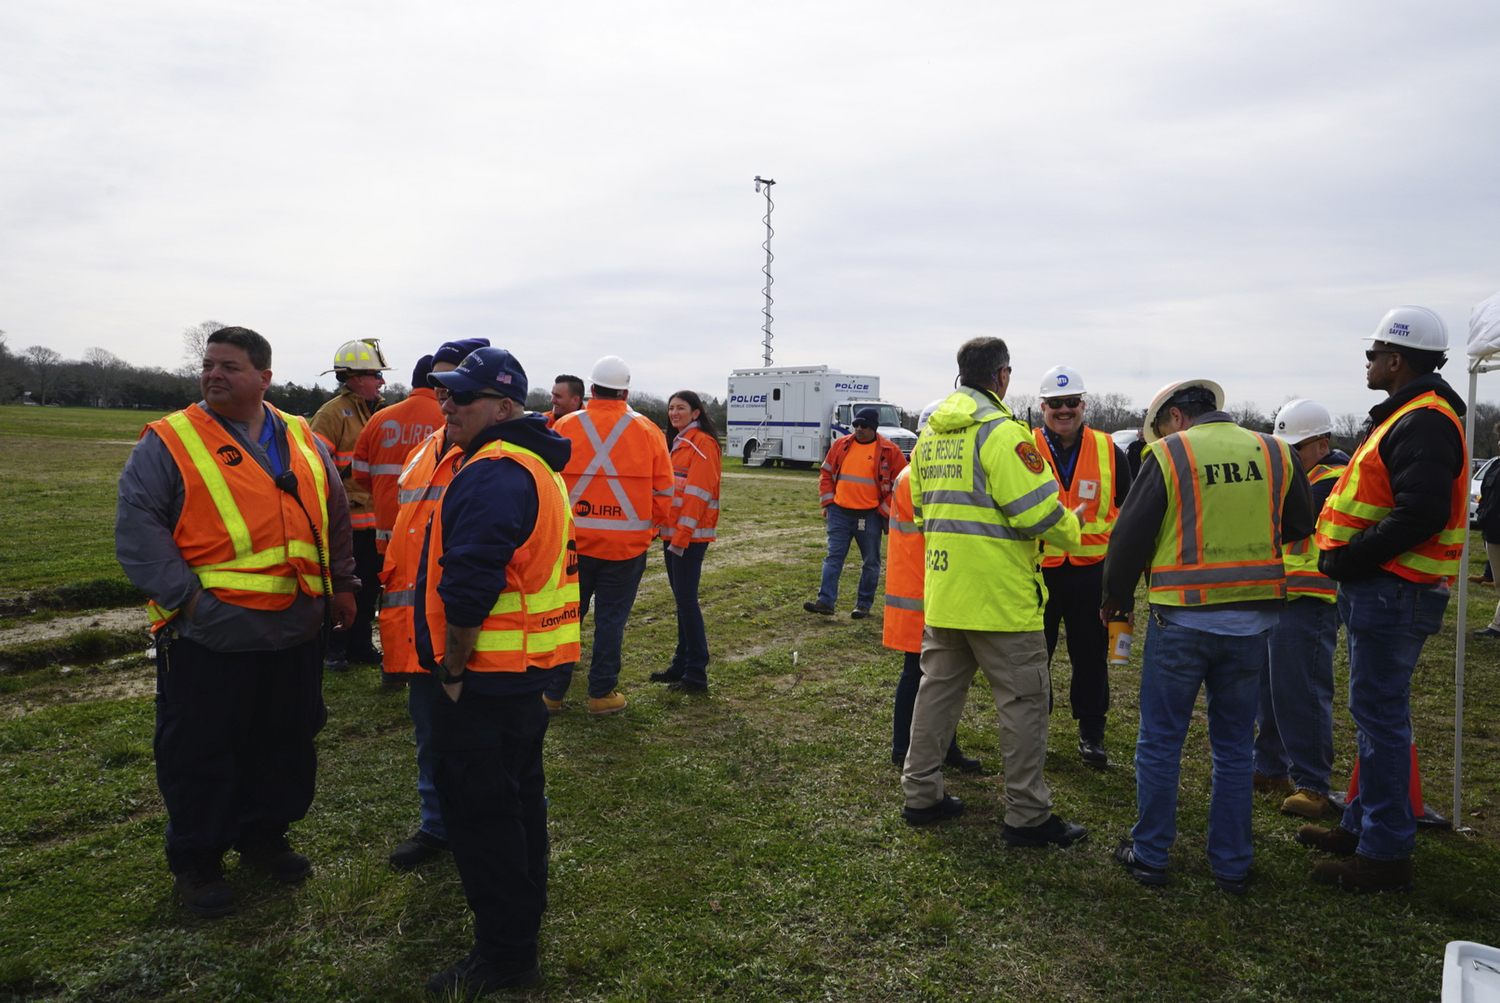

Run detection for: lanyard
[[257, 406, 286, 476], [1043, 427, 1080, 484]]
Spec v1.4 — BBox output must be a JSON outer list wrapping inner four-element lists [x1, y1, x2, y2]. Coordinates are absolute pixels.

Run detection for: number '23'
[[926, 548, 949, 572]]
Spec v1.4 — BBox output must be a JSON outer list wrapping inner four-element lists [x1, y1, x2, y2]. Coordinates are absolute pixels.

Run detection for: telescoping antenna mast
[[754, 176, 776, 366]]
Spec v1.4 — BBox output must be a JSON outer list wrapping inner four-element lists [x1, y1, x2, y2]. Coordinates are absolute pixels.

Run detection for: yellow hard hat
[[322, 338, 393, 375]]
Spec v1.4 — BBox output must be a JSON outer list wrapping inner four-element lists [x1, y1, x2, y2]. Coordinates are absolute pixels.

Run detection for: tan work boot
[[542, 696, 563, 715], [1311, 853, 1413, 893], [1281, 788, 1330, 818], [588, 691, 627, 717], [1296, 824, 1359, 855]]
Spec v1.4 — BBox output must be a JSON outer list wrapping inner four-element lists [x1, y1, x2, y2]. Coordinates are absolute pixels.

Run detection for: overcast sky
[[4, 0, 1499, 419]]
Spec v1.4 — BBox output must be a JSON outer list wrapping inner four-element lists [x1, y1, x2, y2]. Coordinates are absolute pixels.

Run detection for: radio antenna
[[753, 176, 776, 366]]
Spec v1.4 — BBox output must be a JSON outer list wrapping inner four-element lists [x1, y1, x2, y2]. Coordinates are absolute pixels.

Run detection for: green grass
[[1, 420, 1498, 1000]]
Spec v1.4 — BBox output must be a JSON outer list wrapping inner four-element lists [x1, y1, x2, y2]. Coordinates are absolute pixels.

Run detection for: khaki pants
[[902, 626, 1053, 828]]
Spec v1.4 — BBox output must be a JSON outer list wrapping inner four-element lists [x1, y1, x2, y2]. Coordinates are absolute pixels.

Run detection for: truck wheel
[[743, 440, 758, 463]]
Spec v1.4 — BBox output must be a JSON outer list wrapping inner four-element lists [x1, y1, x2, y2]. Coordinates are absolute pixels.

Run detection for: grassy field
[[1, 408, 1499, 1001]]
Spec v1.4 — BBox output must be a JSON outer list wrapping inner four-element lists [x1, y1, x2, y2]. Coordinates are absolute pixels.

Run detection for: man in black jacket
[[1298, 305, 1467, 893]]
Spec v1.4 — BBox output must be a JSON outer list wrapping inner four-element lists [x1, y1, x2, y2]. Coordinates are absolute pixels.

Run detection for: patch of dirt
[[0, 608, 148, 647], [723, 472, 817, 482], [1, 662, 155, 719]]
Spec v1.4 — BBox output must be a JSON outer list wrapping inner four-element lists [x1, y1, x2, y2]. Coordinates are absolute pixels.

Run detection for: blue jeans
[[544, 551, 648, 701], [1338, 576, 1449, 860], [1131, 612, 1266, 880], [663, 541, 710, 685], [1256, 598, 1340, 793], [406, 671, 447, 841], [818, 505, 883, 610]]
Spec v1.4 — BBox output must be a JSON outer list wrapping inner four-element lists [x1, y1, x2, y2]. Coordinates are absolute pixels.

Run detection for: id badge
[[1077, 479, 1099, 500]]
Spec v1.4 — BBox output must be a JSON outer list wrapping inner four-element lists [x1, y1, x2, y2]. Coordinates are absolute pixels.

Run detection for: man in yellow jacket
[[901, 337, 1088, 848]]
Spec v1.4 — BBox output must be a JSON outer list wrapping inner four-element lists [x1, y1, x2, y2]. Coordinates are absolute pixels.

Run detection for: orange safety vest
[[144, 404, 331, 632], [352, 388, 444, 553], [660, 424, 722, 548], [414, 439, 581, 673], [1283, 462, 1344, 601], [555, 400, 672, 561], [378, 430, 454, 674], [1315, 392, 1468, 583], [1033, 426, 1119, 567], [882, 468, 924, 653]]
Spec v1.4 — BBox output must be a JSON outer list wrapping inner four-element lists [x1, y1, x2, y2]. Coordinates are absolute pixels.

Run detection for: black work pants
[[1042, 560, 1110, 741], [425, 686, 551, 965], [154, 634, 325, 872], [352, 528, 383, 642]]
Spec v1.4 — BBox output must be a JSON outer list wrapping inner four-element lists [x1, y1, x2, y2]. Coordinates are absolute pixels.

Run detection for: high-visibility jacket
[[910, 387, 1081, 632], [351, 387, 444, 553], [378, 430, 454, 674], [1147, 421, 1295, 606], [882, 467, 924, 652], [1033, 426, 1119, 568], [143, 403, 331, 632], [1284, 462, 1344, 601], [659, 423, 722, 549], [311, 387, 382, 531], [819, 433, 906, 517], [555, 399, 672, 561], [414, 440, 581, 673], [1316, 391, 1468, 583]]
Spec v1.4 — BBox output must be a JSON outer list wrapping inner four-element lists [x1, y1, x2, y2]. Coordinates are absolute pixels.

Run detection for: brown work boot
[[1296, 824, 1359, 855], [1311, 853, 1413, 893], [1254, 772, 1292, 793], [173, 859, 236, 918], [1281, 789, 1331, 818]]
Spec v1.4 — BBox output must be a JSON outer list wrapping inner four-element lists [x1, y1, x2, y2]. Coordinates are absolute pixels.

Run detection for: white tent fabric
[[1469, 290, 1500, 358]]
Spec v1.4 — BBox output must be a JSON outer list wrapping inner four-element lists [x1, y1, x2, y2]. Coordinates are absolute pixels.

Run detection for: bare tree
[[1225, 400, 1269, 432], [180, 320, 226, 375], [1085, 392, 1138, 432], [1333, 412, 1366, 453], [24, 345, 62, 405], [83, 347, 126, 407]]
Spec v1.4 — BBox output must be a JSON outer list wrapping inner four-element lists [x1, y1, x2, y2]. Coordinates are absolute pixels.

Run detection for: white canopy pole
[[1453, 363, 1477, 826]]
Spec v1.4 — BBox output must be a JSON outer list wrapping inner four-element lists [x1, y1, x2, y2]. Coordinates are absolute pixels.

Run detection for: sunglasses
[[446, 389, 508, 406], [1043, 397, 1083, 409], [1365, 349, 1395, 362]]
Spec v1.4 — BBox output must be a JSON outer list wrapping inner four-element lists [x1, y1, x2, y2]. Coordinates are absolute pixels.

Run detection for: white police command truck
[[726, 365, 917, 468]]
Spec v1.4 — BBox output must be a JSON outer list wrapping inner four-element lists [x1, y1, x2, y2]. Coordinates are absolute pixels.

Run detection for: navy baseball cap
[[429, 347, 528, 403], [853, 407, 880, 428], [432, 337, 491, 366], [410, 354, 434, 388]]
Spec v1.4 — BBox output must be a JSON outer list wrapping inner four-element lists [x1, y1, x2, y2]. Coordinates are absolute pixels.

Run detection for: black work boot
[[172, 852, 236, 918], [238, 827, 312, 883]]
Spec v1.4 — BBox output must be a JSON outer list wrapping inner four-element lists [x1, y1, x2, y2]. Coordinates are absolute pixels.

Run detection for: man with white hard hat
[[1102, 379, 1315, 894], [1254, 399, 1349, 819], [545, 355, 672, 717], [1299, 306, 1467, 893], [1032, 365, 1132, 767]]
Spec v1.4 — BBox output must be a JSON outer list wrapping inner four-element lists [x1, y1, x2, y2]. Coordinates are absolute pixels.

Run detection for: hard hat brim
[[1142, 379, 1225, 444]]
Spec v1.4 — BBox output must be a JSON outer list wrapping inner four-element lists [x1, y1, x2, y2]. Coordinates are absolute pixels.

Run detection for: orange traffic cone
[[1344, 742, 1451, 829]]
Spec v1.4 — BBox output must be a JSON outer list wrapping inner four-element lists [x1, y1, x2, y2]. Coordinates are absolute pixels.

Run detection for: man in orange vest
[[1299, 306, 1467, 893], [116, 326, 358, 919], [548, 374, 584, 428], [544, 355, 672, 717], [419, 346, 579, 993], [805, 407, 907, 619], [313, 338, 392, 670], [1032, 366, 1132, 767]]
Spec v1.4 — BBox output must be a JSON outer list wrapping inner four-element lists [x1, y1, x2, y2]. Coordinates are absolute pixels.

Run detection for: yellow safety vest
[[1283, 462, 1343, 602], [1147, 421, 1293, 606], [910, 387, 1081, 632]]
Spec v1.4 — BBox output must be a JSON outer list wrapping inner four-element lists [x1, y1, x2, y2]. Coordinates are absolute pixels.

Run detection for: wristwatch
[[437, 661, 465, 686]]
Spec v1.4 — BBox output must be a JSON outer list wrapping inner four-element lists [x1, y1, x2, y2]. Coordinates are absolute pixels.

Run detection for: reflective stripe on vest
[[569, 411, 652, 532], [882, 468, 925, 651], [1283, 463, 1342, 600], [1147, 422, 1290, 606], [1316, 392, 1468, 583], [1034, 426, 1117, 567], [379, 432, 454, 674]]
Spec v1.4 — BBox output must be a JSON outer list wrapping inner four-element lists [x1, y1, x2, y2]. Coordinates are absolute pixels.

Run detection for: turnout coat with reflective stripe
[[311, 387, 380, 529], [144, 403, 331, 630], [555, 399, 672, 561], [1315, 392, 1468, 584], [818, 433, 906, 517], [1033, 426, 1118, 567], [882, 467, 924, 652], [351, 387, 443, 554], [1284, 462, 1343, 601], [659, 423, 722, 549], [415, 440, 581, 673], [378, 430, 453, 674], [910, 387, 1082, 632], [1146, 421, 1294, 606]]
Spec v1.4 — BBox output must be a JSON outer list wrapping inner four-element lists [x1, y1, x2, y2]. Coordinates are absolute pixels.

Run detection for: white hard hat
[[917, 398, 945, 432], [1272, 398, 1334, 445], [590, 355, 631, 390], [322, 338, 393, 375], [1038, 365, 1087, 399], [1365, 305, 1448, 352], [1143, 379, 1225, 444]]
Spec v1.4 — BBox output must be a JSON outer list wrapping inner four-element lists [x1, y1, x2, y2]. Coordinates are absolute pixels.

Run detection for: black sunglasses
[[1365, 349, 1396, 362], [1043, 397, 1083, 409], [447, 389, 508, 406]]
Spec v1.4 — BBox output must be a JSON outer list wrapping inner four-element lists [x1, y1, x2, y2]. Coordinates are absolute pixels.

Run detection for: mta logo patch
[[216, 445, 243, 467], [1015, 441, 1045, 474]]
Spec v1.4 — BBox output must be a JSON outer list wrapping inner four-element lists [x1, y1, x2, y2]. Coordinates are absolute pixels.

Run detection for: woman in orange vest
[[649, 391, 722, 694]]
